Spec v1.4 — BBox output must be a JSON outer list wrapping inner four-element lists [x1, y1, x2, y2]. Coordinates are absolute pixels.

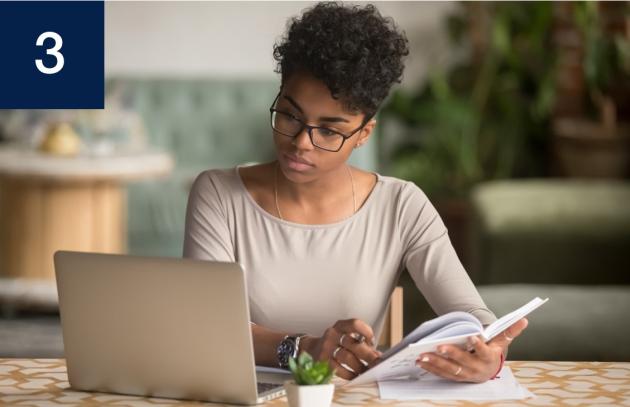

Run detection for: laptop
[[54, 251, 288, 405]]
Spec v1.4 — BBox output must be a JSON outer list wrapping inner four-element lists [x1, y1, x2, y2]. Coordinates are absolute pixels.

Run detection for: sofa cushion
[[479, 284, 630, 361]]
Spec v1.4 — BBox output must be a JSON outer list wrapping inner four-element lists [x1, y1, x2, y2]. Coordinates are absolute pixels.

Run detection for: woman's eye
[[280, 112, 299, 122], [319, 127, 336, 136]]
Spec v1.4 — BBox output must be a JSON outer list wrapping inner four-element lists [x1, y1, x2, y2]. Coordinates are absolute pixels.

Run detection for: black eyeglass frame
[[269, 92, 372, 152]]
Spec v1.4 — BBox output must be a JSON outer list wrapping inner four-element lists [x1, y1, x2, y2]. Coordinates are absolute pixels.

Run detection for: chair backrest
[[378, 286, 403, 348]]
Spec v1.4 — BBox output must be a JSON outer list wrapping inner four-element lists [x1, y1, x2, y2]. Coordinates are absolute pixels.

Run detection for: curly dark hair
[[273, 2, 409, 120]]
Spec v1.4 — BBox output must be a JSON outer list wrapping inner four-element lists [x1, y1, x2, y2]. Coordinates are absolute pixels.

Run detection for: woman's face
[[272, 71, 375, 184]]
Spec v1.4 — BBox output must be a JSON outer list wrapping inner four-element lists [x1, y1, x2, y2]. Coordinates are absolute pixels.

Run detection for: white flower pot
[[284, 380, 335, 407]]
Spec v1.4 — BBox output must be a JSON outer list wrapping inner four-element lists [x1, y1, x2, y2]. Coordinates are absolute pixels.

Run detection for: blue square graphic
[[0, 1, 104, 109]]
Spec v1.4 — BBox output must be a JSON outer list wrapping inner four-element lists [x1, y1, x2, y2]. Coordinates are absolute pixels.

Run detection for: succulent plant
[[288, 352, 335, 385]]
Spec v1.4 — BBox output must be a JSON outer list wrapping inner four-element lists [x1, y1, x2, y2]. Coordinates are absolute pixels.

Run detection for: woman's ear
[[354, 118, 376, 149]]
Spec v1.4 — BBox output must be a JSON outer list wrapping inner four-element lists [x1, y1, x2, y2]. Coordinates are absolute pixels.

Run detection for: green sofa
[[470, 180, 630, 361], [110, 78, 378, 258], [398, 179, 630, 361]]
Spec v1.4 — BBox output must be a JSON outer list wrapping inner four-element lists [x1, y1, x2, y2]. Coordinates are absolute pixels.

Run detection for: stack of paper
[[377, 367, 533, 401]]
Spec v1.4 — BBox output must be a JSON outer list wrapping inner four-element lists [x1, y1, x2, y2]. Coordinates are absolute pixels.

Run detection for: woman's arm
[[251, 323, 289, 367], [397, 182, 526, 382], [398, 182, 495, 324], [183, 170, 235, 261]]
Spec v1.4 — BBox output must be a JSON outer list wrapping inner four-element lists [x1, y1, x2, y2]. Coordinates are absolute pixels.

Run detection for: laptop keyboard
[[257, 381, 282, 394]]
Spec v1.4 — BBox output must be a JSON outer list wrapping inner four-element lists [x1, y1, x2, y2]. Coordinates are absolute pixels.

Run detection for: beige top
[[183, 166, 496, 340]]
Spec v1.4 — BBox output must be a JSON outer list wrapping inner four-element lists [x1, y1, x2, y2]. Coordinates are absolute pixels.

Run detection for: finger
[[339, 319, 375, 346], [436, 343, 477, 368], [335, 319, 375, 346], [340, 336, 381, 366], [469, 335, 495, 362], [416, 353, 467, 382], [490, 318, 528, 348], [348, 332, 365, 343], [333, 346, 365, 374], [330, 359, 355, 380]]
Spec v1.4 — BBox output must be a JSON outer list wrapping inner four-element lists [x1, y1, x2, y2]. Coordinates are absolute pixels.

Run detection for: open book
[[348, 297, 548, 386]]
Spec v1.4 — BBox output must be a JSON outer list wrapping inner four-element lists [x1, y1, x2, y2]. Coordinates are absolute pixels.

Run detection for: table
[[1, 359, 628, 406], [0, 146, 174, 281]]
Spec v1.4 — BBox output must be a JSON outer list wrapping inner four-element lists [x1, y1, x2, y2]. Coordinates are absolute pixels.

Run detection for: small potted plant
[[284, 352, 335, 407]]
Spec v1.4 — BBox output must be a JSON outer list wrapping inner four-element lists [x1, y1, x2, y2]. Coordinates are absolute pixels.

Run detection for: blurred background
[[0, 1, 629, 362]]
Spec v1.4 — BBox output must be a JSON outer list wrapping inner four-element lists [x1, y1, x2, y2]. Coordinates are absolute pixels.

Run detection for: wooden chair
[[378, 286, 403, 348]]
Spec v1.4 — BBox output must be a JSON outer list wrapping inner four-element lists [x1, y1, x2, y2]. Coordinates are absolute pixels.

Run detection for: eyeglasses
[[269, 92, 369, 152]]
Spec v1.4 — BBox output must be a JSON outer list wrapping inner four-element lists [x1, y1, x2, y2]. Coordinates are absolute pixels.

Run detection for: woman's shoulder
[[191, 163, 274, 202], [190, 166, 246, 201], [193, 167, 236, 187], [373, 173, 430, 204]]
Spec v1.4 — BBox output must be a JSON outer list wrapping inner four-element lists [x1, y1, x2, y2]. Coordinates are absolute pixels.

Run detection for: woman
[[183, 2, 527, 382]]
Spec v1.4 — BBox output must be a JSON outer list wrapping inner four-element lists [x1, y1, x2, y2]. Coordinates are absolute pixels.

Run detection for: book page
[[349, 331, 481, 385], [482, 297, 549, 341], [380, 311, 481, 360], [348, 296, 549, 386]]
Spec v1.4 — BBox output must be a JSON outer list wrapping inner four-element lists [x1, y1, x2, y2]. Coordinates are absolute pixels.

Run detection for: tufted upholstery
[[106, 78, 378, 257]]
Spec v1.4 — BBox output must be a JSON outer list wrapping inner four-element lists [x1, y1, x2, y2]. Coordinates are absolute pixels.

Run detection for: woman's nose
[[293, 127, 315, 150]]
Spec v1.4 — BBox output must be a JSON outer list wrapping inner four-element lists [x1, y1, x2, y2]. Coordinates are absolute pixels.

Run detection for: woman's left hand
[[416, 318, 528, 383]]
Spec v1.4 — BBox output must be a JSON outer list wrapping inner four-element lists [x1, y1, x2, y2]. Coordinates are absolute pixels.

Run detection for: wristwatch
[[276, 334, 306, 368]]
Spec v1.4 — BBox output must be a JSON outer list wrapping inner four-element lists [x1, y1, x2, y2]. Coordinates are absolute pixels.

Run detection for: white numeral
[[35, 31, 64, 74]]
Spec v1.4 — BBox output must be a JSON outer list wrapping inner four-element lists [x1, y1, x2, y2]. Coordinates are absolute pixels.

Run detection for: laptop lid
[[54, 250, 275, 405]]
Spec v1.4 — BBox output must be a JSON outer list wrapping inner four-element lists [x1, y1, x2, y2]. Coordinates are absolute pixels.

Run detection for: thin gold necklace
[[274, 162, 356, 221]]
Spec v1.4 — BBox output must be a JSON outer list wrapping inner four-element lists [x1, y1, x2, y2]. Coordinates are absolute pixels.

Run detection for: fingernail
[[438, 347, 447, 355], [470, 336, 478, 344], [421, 356, 430, 363]]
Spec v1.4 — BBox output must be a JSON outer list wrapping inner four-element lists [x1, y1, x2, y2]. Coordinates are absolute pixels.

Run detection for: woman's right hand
[[299, 319, 383, 380]]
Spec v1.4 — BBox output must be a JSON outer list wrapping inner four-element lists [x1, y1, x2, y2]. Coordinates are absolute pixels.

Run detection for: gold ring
[[332, 346, 341, 359], [504, 332, 513, 342], [454, 366, 462, 376]]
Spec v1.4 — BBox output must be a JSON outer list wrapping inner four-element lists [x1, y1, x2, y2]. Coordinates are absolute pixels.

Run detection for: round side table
[[0, 145, 174, 281]]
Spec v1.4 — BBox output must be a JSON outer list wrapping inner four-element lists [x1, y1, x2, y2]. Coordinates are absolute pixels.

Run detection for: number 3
[[35, 31, 65, 74]]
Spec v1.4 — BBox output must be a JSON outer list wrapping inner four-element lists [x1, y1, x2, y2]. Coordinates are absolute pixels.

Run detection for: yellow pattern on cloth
[[1, 359, 630, 406]]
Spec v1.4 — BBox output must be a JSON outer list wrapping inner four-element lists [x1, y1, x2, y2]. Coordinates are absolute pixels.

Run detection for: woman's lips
[[283, 153, 313, 172]]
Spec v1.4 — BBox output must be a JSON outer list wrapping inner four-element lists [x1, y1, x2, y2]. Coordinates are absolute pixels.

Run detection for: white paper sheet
[[377, 367, 534, 401]]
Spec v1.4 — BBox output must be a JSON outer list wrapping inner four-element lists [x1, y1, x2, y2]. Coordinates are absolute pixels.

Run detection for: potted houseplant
[[284, 352, 335, 407], [552, 2, 630, 178], [381, 2, 555, 268]]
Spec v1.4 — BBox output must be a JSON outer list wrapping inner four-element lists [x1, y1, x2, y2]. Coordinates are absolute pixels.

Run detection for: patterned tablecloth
[[1, 359, 629, 406]]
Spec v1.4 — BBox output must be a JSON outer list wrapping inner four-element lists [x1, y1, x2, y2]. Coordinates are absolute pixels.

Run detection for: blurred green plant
[[381, 2, 556, 198], [288, 352, 334, 385], [575, 2, 630, 132]]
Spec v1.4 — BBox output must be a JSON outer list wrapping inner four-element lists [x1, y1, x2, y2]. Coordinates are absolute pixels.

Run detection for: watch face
[[277, 337, 296, 367]]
